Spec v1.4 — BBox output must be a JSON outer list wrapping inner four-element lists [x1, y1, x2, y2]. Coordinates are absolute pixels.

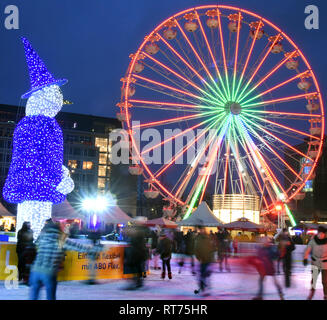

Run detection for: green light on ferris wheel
[[284, 204, 296, 227]]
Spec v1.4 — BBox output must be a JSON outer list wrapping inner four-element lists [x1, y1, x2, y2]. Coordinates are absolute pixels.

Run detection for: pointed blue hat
[[21, 37, 67, 99]]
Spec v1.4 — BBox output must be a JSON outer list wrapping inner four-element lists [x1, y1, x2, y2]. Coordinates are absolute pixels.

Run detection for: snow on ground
[[0, 256, 324, 300]]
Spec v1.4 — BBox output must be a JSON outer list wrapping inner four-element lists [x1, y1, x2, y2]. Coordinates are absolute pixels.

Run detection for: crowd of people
[[124, 224, 327, 299], [0, 223, 15, 232], [14, 220, 327, 300], [15, 219, 103, 298]]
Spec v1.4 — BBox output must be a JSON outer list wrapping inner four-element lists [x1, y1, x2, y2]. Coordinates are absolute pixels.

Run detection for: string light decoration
[[25, 85, 64, 117], [2, 37, 74, 239], [20, 37, 67, 99]]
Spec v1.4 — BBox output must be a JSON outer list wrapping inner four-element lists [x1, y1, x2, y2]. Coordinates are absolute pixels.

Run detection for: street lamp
[[82, 196, 111, 230]]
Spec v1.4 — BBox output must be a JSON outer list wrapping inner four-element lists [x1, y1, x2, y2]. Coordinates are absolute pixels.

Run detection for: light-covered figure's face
[[26, 84, 63, 117]]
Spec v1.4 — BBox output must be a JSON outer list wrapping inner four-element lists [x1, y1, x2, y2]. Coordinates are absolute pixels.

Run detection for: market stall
[[0, 202, 15, 232], [52, 200, 84, 231], [223, 217, 265, 241]]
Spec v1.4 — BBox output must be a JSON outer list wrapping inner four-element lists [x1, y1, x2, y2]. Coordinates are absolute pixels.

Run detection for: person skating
[[217, 228, 231, 272], [150, 229, 160, 270], [250, 237, 284, 300], [232, 236, 239, 258], [278, 228, 295, 287], [124, 224, 148, 289], [180, 230, 196, 275], [157, 230, 173, 279], [29, 219, 101, 300], [194, 226, 215, 296], [16, 221, 35, 284], [303, 226, 327, 300], [174, 230, 186, 273]]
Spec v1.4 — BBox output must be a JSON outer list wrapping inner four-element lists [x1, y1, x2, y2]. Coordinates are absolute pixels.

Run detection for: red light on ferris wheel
[[275, 204, 283, 211]]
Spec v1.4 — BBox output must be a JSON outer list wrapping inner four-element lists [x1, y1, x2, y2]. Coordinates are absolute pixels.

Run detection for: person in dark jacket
[[124, 224, 148, 289], [150, 229, 160, 270], [278, 228, 295, 287], [194, 226, 215, 296], [250, 237, 284, 300], [157, 230, 173, 279], [217, 228, 231, 272], [179, 230, 196, 275], [69, 222, 80, 239], [29, 219, 101, 300], [293, 234, 303, 245], [175, 230, 186, 273], [16, 221, 35, 284]]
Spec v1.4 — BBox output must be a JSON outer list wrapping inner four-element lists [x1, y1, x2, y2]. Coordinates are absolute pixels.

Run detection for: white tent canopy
[[102, 206, 132, 224], [52, 200, 83, 220], [177, 202, 223, 227], [0, 202, 15, 217]]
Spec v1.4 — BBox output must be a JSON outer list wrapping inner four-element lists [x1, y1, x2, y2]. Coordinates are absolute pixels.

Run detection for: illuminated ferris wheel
[[117, 5, 324, 222]]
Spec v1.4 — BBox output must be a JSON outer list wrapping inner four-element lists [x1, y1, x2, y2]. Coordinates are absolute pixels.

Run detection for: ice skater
[[179, 230, 196, 275], [249, 237, 284, 300], [303, 226, 327, 300], [194, 226, 215, 296], [157, 230, 173, 279]]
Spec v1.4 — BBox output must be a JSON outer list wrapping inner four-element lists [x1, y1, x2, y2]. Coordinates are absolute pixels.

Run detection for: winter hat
[[21, 37, 67, 99]]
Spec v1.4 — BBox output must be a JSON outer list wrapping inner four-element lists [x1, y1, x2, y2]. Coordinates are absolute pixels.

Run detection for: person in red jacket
[[249, 236, 284, 300]]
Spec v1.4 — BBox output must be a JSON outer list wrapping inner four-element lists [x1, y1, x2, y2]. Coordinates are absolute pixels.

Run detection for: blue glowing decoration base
[[17, 201, 52, 239]]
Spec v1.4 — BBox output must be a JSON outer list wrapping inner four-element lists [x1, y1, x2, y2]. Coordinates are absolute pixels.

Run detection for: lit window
[[98, 178, 106, 189], [95, 137, 108, 153], [68, 160, 78, 169], [99, 153, 107, 164], [82, 161, 93, 170], [98, 165, 106, 176]]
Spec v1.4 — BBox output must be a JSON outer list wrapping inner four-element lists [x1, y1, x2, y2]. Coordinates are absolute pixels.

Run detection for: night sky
[[0, 0, 326, 124]]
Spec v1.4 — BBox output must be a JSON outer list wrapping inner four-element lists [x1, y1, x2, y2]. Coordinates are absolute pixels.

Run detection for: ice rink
[[0, 255, 325, 300]]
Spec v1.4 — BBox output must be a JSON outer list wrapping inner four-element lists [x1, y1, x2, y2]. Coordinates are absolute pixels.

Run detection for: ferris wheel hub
[[225, 101, 242, 115]]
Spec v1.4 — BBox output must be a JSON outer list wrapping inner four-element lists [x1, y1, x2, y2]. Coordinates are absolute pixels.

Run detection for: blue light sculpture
[[3, 37, 74, 238]]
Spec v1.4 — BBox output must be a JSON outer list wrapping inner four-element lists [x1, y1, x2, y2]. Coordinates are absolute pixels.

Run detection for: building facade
[[284, 136, 327, 222], [0, 104, 137, 216]]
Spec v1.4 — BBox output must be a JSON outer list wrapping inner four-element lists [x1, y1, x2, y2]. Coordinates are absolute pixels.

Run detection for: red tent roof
[[223, 217, 265, 231], [145, 217, 178, 228]]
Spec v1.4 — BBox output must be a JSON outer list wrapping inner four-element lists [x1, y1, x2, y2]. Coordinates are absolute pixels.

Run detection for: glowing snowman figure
[[3, 38, 74, 239]]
